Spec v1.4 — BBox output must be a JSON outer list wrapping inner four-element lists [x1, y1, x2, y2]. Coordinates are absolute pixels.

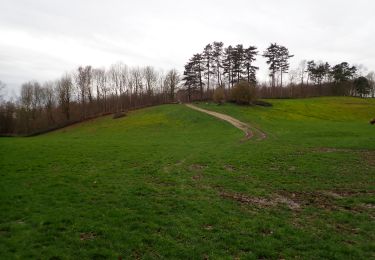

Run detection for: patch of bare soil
[[189, 164, 207, 172], [280, 190, 375, 212], [185, 104, 266, 141], [220, 191, 300, 210], [328, 189, 375, 197], [309, 148, 375, 168], [192, 174, 202, 181], [321, 191, 343, 199], [80, 232, 97, 241], [334, 224, 361, 235], [220, 190, 375, 212], [163, 159, 187, 173], [162, 163, 172, 173], [361, 203, 375, 209], [362, 151, 375, 167], [279, 191, 339, 210], [203, 225, 213, 230], [311, 147, 354, 153], [175, 159, 185, 166], [223, 164, 237, 172]]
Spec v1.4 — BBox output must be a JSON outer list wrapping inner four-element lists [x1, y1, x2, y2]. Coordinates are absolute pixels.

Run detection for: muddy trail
[[185, 104, 266, 141]]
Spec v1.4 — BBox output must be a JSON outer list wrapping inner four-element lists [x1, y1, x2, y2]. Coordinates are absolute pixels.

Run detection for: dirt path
[[185, 104, 266, 140]]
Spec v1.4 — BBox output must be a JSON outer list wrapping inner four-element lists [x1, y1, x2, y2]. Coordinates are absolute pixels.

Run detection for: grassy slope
[[0, 97, 374, 259]]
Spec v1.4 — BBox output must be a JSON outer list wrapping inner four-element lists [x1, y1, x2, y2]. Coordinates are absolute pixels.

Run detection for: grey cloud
[[1, 0, 374, 96]]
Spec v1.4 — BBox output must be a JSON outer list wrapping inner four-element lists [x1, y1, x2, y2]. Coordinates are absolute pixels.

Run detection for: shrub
[[213, 86, 225, 104], [254, 100, 272, 107], [113, 111, 127, 119], [353, 76, 371, 97], [230, 80, 256, 105]]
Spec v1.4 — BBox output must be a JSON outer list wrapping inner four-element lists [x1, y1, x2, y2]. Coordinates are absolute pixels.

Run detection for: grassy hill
[[1, 97, 374, 259]]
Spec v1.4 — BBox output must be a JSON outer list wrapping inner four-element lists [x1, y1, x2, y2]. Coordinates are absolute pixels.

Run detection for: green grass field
[[1, 97, 374, 259]]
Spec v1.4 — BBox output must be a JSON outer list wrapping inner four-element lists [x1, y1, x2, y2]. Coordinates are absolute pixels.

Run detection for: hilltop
[[0, 97, 374, 259]]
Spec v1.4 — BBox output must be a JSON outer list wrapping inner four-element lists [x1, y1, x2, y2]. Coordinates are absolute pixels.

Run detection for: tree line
[[181, 42, 375, 101], [0, 63, 180, 135], [1, 42, 375, 135], [182, 42, 260, 101]]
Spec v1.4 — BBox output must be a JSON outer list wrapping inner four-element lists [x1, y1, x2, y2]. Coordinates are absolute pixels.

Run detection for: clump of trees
[[181, 41, 375, 102], [1, 42, 375, 135], [213, 86, 225, 104], [230, 81, 256, 105], [367, 72, 375, 98], [0, 63, 180, 135], [182, 41, 259, 101], [353, 77, 371, 98], [181, 41, 294, 101], [263, 43, 294, 89]]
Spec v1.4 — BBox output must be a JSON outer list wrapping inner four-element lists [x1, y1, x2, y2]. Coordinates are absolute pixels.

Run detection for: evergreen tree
[[330, 62, 357, 84], [203, 44, 214, 92], [306, 61, 331, 90], [263, 43, 280, 88], [263, 43, 293, 87], [324, 62, 331, 83], [212, 41, 224, 86], [192, 54, 205, 99], [232, 44, 245, 84], [183, 54, 206, 101], [243, 46, 259, 84], [278, 46, 293, 87], [306, 60, 316, 85], [330, 62, 357, 95], [223, 45, 234, 89], [353, 76, 371, 97], [182, 60, 198, 102], [314, 64, 327, 86]]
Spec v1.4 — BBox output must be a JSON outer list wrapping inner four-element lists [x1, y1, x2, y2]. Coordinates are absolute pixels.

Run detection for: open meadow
[[1, 97, 374, 259]]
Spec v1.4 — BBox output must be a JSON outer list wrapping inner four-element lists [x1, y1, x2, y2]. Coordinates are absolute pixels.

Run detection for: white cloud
[[1, 0, 374, 96]]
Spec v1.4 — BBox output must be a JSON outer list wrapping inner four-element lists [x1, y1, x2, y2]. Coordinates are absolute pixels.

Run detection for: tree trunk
[[247, 67, 250, 83], [280, 68, 283, 88], [207, 63, 210, 93], [217, 71, 220, 87]]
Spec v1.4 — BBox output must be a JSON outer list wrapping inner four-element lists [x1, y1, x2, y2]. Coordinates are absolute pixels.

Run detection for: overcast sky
[[1, 0, 374, 97]]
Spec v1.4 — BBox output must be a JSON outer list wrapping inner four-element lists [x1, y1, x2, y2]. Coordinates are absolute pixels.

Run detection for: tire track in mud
[[185, 104, 266, 141]]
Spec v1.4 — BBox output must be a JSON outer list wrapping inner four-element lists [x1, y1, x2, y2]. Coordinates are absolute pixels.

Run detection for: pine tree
[[243, 46, 259, 84], [192, 54, 205, 99], [203, 44, 214, 92], [307, 61, 331, 90], [330, 62, 357, 84], [223, 45, 234, 89], [306, 60, 316, 85], [263, 43, 280, 88], [324, 62, 331, 83], [278, 46, 293, 87], [182, 60, 198, 102], [183, 54, 206, 101], [212, 41, 224, 86], [263, 43, 293, 88], [232, 44, 245, 84], [353, 76, 371, 97]]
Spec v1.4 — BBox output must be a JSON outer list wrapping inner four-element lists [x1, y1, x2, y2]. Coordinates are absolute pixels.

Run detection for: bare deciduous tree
[[42, 81, 55, 123], [298, 60, 307, 86], [76, 66, 92, 118], [164, 69, 180, 102], [0, 80, 5, 102], [93, 68, 107, 112], [144, 66, 158, 96], [57, 74, 73, 121], [366, 71, 375, 98], [130, 67, 143, 105]]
